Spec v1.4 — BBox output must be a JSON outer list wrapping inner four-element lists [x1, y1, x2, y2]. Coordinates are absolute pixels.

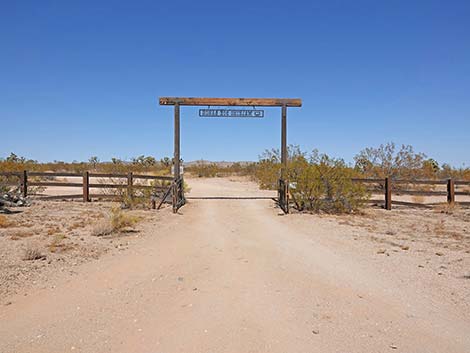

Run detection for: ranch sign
[[199, 108, 264, 118]]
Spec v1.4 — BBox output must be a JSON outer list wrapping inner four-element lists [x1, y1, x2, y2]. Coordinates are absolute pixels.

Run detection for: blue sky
[[1, 0, 469, 166]]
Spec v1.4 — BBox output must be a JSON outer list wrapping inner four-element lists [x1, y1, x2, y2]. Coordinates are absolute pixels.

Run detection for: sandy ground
[[1, 177, 469, 353]]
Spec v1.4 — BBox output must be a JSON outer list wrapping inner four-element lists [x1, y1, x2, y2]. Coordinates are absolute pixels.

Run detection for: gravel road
[[1, 177, 469, 353]]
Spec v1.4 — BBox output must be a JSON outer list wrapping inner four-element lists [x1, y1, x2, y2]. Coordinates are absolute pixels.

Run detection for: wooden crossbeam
[[159, 97, 302, 107]]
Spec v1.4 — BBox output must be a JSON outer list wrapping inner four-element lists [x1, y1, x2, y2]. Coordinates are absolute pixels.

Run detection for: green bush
[[254, 146, 369, 213], [289, 152, 369, 213]]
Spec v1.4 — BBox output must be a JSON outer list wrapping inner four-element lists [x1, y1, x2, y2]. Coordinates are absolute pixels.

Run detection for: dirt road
[[1, 178, 469, 352]]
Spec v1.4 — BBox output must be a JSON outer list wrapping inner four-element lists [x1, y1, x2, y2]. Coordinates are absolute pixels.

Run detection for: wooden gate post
[[174, 103, 181, 181], [447, 178, 455, 204], [82, 171, 90, 202], [281, 104, 287, 179], [279, 104, 289, 214], [127, 172, 134, 200], [385, 177, 392, 210], [21, 170, 28, 198]]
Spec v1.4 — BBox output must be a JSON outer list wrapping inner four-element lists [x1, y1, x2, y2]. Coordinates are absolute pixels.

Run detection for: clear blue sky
[[1, 0, 469, 166]]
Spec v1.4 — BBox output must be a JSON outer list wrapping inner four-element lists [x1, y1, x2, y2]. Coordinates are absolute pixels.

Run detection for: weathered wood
[[455, 180, 470, 185], [157, 185, 173, 210], [88, 173, 172, 180], [447, 178, 455, 204], [127, 172, 133, 199], [159, 97, 302, 107], [132, 174, 173, 181], [28, 172, 82, 177], [29, 182, 83, 187], [83, 171, 90, 202], [281, 104, 287, 179], [352, 178, 383, 183], [89, 184, 165, 189], [37, 194, 84, 200], [385, 177, 392, 210], [278, 179, 289, 214], [392, 179, 447, 185], [174, 103, 181, 181], [353, 178, 449, 185], [88, 173, 128, 178], [392, 190, 447, 196], [22, 170, 28, 198], [172, 177, 185, 213]]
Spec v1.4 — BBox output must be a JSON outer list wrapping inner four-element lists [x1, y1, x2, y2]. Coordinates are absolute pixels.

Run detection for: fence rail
[[0, 170, 173, 208], [352, 177, 470, 209], [2, 171, 470, 211]]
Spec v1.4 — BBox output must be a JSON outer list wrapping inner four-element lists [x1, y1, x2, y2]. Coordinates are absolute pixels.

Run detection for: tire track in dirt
[[0, 178, 469, 352]]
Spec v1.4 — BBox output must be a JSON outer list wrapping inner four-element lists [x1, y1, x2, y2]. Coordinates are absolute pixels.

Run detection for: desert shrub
[[255, 155, 282, 189], [110, 207, 139, 229], [0, 215, 12, 228], [91, 220, 114, 237], [188, 162, 219, 177], [23, 244, 45, 260], [439, 163, 470, 180], [48, 233, 70, 253], [186, 161, 257, 178], [254, 147, 369, 213], [91, 207, 139, 236], [254, 146, 305, 189], [289, 152, 368, 213], [98, 177, 172, 209], [354, 143, 431, 180]]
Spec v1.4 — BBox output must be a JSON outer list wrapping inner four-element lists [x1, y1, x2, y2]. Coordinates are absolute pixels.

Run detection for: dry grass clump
[[46, 226, 61, 236], [91, 207, 139, 236], [10, 228, 34, 240], [434, 202, 460, 215], [0, 214, 13, 228], [91, 220, 114, 237], [23, 244, 46, 261], [67, 220, 87, 232], [48, 233, 66, 253]]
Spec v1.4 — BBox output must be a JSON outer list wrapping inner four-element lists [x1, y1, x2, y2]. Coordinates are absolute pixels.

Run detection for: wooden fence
[[0, 171, 174, 209], [352, 177, 470, 210], [2, 171, 470, 211]]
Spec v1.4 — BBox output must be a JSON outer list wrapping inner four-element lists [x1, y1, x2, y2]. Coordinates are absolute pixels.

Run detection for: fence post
[[127, 172, 133, 199], [82, 171, 89, 202], [385, 177, 392, 210], [21, 170, 28, 198], [447, 178, 455, 204]]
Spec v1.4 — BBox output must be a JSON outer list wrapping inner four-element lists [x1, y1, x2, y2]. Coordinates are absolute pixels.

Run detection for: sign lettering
[[199, 109, 264, 118]]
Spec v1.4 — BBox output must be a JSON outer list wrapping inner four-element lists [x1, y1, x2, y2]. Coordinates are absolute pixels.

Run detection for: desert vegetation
[[0, 152, 173, 176], [91, 207, 140, 236], [2, 143, 470, 214]]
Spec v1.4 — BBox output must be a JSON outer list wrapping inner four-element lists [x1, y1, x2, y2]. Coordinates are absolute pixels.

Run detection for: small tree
[[89, 156, 99, 169], [160, 157, 171, 168], [354, 142, 428, 179]]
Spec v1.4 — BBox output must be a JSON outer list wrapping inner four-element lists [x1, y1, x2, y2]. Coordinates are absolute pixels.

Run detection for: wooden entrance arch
[[159, 97, 302, 213]]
